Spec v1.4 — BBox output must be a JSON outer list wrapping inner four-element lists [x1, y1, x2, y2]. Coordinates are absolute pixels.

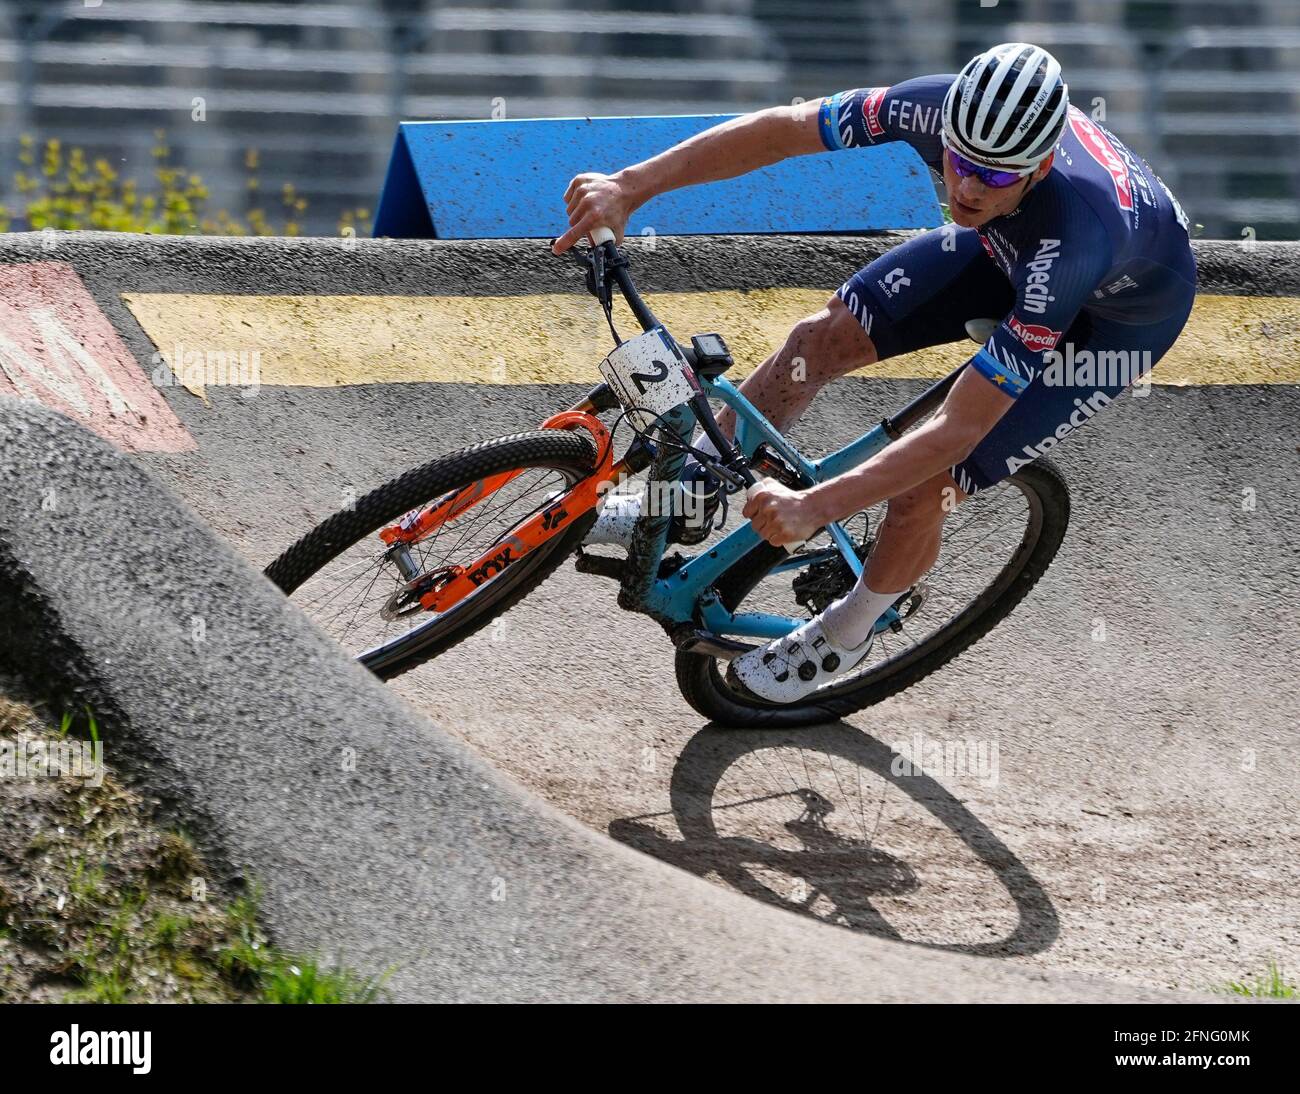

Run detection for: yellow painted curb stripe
[[123, 289, 1300, 397]]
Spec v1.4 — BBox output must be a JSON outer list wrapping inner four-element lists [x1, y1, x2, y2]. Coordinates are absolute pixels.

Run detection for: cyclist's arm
[[554, 104, 825, 252], [802, 216, 1112, 524], [617, 104, 827, 207], [799, 368, 1015, 524], [619, 73, 957, 204]]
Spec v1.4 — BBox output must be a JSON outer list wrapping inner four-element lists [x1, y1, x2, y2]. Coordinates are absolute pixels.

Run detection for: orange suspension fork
[[376, 411, 617, 615], [378, 411, 616, 548]]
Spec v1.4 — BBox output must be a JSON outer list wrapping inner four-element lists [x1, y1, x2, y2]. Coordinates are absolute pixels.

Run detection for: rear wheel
[[265, 430, 598, 679], [675, 459, 1070, 727]]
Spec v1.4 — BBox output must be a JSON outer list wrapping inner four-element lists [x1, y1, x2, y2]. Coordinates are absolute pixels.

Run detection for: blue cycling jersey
[[818, 75, 1195, 397]]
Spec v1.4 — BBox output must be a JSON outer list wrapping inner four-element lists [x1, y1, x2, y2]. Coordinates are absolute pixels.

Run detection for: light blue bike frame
[[628, 371, 902, 640]]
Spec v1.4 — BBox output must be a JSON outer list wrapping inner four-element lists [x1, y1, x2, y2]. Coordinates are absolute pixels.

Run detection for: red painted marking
[[0, 261, 194, 452]]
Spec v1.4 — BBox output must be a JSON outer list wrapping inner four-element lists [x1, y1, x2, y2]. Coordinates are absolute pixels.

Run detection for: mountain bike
[[265, 228, 1069, 728]]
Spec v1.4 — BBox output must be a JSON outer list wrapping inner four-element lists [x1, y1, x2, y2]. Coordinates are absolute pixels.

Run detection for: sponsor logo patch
[[864, 87, 887, 137], [1067, 107, 1133, 212], [1004, 391, 1113, 474], [887, 98, 943, 135], [877, 266, 910, 296], [1007, 316, 1063, 352], [1022, 238, 1061, 315]]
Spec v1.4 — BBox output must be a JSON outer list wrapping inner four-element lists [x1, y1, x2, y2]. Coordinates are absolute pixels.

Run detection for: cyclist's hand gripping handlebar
[[744, 481, 808, 554], [589, 225, 806, 554]]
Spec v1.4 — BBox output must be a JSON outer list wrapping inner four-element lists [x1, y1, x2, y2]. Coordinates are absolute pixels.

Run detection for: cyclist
[[553, 42, 1196, 704]]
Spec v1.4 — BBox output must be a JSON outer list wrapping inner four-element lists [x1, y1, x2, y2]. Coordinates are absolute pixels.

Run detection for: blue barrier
[[372, 115, 942, 239]]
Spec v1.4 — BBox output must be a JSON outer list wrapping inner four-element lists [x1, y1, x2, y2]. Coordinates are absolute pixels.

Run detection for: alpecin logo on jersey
[[1067, 106, 1133, 212], [1007, 316, 1063, 352], [1022, 237, 1061, 315], [863, 87, 887, 137], [1004, 390, 1113, 474]]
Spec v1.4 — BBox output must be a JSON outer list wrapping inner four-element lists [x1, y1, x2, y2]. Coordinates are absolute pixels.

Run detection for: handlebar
[[565, 224, 807, 553], [581, 224, 661, 334]]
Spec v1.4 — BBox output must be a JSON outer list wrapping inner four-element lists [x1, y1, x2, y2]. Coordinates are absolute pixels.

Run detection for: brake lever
[[590, 241, 609, 308], [547, 236, 612, 312], [549, 236, 596, 274]]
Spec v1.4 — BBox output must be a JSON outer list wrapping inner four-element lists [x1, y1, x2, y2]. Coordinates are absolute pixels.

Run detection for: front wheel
[[265, 430, 598, 680], [675, 459, 1071, 727]]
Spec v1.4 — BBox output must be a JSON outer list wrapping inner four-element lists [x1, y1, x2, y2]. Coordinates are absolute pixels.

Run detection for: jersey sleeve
[[969, 194, 1115, 398], [817, 74, 954, 169]]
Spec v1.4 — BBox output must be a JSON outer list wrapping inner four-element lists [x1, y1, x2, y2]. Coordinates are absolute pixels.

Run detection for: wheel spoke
[[720, 473, 1048, 701], [276, 447, 588, 663]]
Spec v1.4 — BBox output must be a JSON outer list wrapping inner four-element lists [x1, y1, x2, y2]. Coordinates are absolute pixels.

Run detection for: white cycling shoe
[[727, 616, 875, 704], [583, 489, 643, 550], [583, 465, 722, 551]]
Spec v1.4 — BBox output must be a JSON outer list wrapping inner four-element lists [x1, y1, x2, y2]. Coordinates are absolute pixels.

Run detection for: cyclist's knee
[[783, 298, 877, 379], [884, 473, 961, 528], [822, 296, 879, 370]]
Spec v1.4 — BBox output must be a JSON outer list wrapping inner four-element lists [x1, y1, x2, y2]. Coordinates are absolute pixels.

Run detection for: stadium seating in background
[[0, 0, 1293, 239]]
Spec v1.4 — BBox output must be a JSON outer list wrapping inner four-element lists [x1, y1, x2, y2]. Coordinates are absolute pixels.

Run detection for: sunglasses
[[945, 148, 1031, 189]]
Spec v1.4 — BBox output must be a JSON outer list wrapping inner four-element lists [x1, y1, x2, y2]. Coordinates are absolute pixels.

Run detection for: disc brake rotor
[[379, 565, 462, 622]]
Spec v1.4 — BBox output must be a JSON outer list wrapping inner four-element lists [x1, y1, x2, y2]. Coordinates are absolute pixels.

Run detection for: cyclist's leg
[[727, 232, 1022, 695], [712, 296, 873, 437], [863, 469, 962, 590], [808, 229, 1012, 644], [821, 468, 963, 647], [713, 225, 1012, 438], [834, 296, 1194, 644]]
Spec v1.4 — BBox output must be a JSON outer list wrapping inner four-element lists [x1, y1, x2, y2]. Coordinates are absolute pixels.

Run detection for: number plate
[[598, 327, 698, 431]]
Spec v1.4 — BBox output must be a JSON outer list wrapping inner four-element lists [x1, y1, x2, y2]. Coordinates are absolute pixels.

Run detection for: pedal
[[887, 583, 928, 633]]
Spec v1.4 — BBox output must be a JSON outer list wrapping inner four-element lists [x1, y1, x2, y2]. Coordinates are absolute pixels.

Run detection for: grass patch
[[1220, 961, 1298, 999], [0, 696, 388, 1003], [257, 957, 390, 1004]]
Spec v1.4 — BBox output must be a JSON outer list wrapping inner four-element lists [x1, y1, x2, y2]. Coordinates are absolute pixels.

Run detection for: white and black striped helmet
[[942, 43, 1069, 171]]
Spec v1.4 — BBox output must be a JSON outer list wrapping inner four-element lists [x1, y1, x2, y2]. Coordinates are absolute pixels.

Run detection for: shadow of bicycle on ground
[[609, 720, 1059, 957]]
